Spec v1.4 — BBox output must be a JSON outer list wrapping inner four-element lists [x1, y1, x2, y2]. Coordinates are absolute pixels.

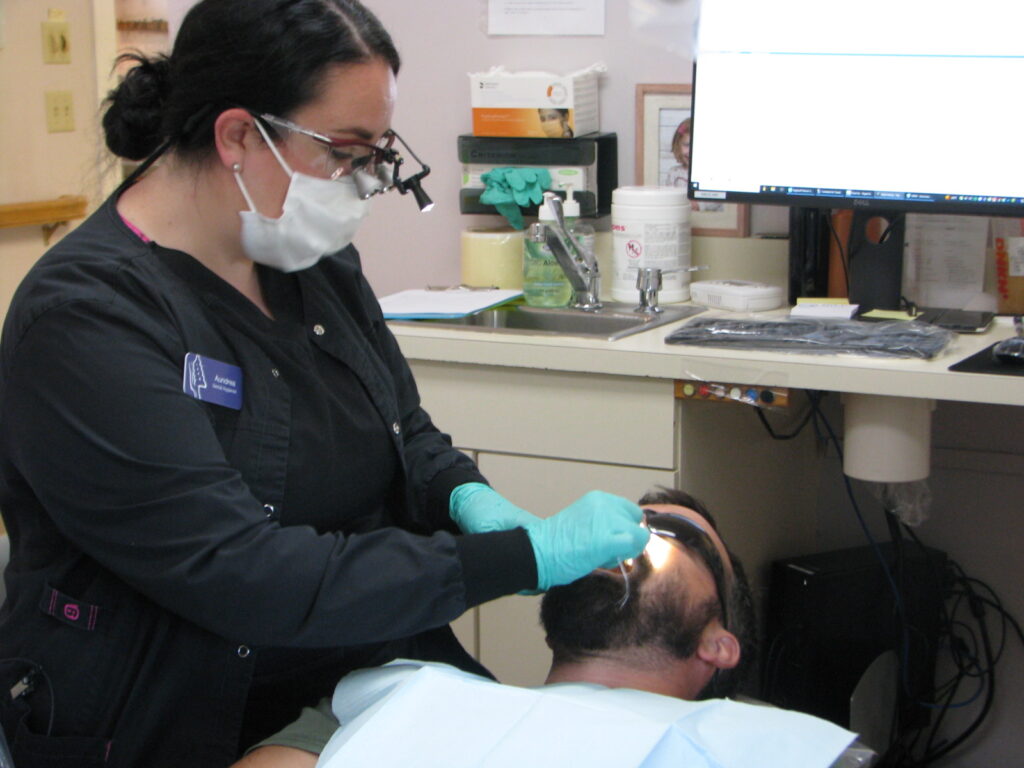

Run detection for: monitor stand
[[847, 210, 905, 311]]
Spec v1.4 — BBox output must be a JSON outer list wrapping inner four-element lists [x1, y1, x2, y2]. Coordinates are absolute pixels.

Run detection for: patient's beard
[[540, 557, 717, 664]]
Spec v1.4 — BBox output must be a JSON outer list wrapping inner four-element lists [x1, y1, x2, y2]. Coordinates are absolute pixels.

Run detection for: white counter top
[[389, 312, 1024, 407]]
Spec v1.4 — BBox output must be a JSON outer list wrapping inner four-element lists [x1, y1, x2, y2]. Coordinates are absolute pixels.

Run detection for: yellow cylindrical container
[[460, 227, 525, 290]]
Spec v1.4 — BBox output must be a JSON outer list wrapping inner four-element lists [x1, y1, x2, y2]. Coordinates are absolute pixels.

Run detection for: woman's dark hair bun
[[102, 53, 172, 161]]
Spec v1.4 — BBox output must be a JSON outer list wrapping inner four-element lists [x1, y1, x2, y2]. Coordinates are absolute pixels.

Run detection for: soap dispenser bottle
[[523, 194, 573, 307]]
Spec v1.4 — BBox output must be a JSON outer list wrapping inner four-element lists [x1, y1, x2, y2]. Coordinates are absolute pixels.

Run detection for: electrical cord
[[918, 573, 997, 764], [754, 392, 1020, 767], [754, 390, 821, 441]]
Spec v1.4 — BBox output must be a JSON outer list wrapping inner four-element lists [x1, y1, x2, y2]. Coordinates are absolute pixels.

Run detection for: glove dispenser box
[[458, 133, 618, 218]]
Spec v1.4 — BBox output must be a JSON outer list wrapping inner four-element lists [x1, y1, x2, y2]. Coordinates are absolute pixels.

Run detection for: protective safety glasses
[[642, 510, 729, 630], [254, 112, 433, 211]]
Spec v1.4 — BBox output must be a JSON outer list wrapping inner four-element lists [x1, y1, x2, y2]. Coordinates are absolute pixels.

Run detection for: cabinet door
[[474, 452, 677, 687]]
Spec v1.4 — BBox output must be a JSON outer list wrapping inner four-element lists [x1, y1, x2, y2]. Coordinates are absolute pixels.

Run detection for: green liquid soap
[[523, 238, 572, 307]]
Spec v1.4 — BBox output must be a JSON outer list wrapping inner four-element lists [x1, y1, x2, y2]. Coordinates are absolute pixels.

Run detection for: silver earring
[[232, 163, 241, 173]]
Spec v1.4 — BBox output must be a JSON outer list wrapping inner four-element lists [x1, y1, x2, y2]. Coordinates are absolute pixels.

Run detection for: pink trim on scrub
[[120, 213, 152, 243]]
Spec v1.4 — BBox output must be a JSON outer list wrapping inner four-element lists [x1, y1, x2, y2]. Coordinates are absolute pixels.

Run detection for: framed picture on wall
[[635, 84, 750, 237]]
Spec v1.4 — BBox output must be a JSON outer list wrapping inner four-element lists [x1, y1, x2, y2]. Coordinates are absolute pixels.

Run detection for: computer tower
[[762, 543, 946, 734]]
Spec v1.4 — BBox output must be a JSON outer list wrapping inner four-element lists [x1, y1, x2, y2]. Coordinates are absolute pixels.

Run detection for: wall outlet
[[45, 90, 74, 132], [41, 20, 70, 64]]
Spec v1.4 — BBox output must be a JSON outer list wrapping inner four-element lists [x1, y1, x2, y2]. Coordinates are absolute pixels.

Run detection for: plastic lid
[[539, 193, 558, 221], [612, 185, 688, 205]]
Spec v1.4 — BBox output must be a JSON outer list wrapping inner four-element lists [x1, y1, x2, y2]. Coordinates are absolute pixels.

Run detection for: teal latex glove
[[479, 167, 553, 230], [449, 482, 542, 534], [524, 491, 650, 591]]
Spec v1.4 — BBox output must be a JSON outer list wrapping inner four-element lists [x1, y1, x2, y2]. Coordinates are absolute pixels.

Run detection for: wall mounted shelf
[[116, 19, 169, 33], [0, 195, 89, 244]]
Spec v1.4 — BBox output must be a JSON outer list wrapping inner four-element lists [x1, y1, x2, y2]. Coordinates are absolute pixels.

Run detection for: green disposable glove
[[479, 167, 553, 230], [449, 482, 542, 534], [524, 491, 649, 591]]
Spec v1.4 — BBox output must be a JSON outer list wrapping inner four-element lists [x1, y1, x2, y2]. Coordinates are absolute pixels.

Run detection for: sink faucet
[[529, 192, 602, 311]]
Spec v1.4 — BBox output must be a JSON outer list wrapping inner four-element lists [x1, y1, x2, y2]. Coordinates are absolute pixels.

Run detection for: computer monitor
[[687, 0, 1024, 310]]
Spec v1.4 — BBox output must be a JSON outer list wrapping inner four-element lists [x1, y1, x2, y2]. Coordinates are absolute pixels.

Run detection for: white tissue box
[[470, 65, 602, 138]]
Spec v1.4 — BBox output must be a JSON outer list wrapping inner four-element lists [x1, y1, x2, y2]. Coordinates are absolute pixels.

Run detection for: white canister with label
[[610, 186, 691, 303]]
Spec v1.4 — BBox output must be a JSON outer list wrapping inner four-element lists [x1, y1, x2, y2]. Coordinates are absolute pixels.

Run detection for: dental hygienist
[[0, 1, 648, 765]]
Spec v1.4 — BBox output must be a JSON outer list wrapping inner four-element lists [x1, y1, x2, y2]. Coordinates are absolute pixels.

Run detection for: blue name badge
[[183, 353, 243, 410]]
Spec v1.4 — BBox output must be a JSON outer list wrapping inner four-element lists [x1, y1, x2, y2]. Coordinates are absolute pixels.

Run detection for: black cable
[[763, 393, 1019, 766], [978, 594, 1024, 649], [876, 213, 905, 245], [907, 562, 1002, 767], [920, 658, 967, 761], [963, 579, 1014, 664], [920, 580, 997, 764], [754, 390, 819, 440], [802, 396, 1014, 767], [805, 392, 906, 611]]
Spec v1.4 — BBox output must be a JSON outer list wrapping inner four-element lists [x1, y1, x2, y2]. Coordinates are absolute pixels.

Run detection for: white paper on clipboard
[[902, 214, 990, 309], [378, 288, 522, 319]]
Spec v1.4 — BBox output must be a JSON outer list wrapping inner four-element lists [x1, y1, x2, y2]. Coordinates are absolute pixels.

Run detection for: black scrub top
[[0, 196, 536, 767]]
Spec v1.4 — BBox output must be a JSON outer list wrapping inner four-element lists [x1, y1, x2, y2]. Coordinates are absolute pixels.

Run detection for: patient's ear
[[697, 624, 740, 670]]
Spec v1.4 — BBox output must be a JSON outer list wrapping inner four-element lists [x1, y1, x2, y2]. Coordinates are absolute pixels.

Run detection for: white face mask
[[233, 120, 370, 272]]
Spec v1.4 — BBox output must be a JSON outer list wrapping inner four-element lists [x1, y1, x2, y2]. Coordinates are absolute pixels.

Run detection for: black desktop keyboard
[[665, 317, 954, 358]]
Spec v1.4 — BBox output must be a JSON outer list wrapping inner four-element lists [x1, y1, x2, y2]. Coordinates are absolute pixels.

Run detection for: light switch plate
[[41, 20, 70, 64]]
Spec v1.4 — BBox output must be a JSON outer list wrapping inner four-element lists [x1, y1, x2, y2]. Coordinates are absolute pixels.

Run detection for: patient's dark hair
[[103, 0, 400, 163], [541, 487, 758, 698], [640, 487, 758, 697]]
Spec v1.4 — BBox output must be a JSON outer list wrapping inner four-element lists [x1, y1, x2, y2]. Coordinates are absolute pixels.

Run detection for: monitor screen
[[687, 0, 1024, 218]]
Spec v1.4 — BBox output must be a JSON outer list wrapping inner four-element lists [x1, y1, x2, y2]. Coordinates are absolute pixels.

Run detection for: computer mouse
[[992, 315, 1024, 364], [992, 336, 1024, 364]]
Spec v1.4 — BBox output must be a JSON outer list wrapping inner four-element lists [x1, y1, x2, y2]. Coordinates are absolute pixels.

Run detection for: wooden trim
[[0, 195, 88, 230], [116, 19, 168, 33]]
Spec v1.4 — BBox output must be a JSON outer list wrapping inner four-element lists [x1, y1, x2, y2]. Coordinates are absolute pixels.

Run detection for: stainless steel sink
[[389, 302, 705, 341]]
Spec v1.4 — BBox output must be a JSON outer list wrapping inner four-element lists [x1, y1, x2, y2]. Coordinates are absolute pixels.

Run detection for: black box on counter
[[457, 133, 617, 218]]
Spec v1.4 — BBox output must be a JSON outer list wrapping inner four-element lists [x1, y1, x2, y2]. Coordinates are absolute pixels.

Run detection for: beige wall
[[353, 1, 696, 297], [0, 0, 118, 317]]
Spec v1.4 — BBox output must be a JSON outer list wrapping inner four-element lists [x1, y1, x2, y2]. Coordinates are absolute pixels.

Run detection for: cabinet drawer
[[410, 361, 677, 469]]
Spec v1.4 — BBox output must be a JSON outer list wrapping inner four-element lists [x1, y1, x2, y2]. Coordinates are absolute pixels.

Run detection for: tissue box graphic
[[470, 65, 602, 138]]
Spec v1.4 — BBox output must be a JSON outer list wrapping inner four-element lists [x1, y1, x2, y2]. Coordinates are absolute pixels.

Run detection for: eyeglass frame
[[250, 111, 432, 207], [254, 112, 395, 177], [642, 509, 730, 631]]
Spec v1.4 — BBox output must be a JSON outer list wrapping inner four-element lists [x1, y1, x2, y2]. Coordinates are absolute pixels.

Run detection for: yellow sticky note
[[861, 309, 914, 321], [795, 297, 850, 305]]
